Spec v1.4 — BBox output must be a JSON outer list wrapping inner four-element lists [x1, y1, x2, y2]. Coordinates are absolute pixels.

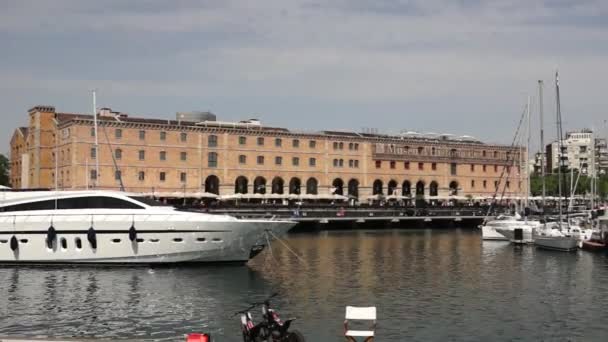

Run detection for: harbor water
[[1, 228, 608, 341]]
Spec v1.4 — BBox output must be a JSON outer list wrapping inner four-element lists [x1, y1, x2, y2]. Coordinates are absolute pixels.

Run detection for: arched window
[[429, 181, 439, 196], [289, 177, 301, 194], [235, 176, 248, 194], [416, 181, 425, 196], [402, 181, 411, 197], [306, 178, 318, 195], [272, 177, 284, 194], [332, 178, 344, 195], [372, 179, 383, 195], [253, 176, 266, 194], [204, 175, 220, 195], [449, 181, 459, 195], [417, 147, 424, 155], [348, 179, 359, 198], [387, 180, 398, 196]]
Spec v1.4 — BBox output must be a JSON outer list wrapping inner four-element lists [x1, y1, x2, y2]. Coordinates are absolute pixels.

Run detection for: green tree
[[0, 154, 8, 186]]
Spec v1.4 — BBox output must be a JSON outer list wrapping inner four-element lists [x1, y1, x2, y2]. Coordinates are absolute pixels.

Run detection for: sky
[[1, 0, 608, 154]]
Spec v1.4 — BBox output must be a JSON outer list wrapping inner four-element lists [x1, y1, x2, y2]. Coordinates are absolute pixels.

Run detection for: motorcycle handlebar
[[248, 293, 279, 307]]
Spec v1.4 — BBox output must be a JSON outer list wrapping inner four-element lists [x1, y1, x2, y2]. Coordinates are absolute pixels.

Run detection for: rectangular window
[[180, 132, 187, 142], [451, 163, 457, 175], [208, 152, 218, 168], [309, 140, 316, 148], [180, 152, 187, 161], [115, 170, 121, 181], [471, 180, 475, 188], [257, 137, 264, 146], [333, 159, 338, 167], [239, 155, 246, 164], [115, 129, 122, 139], [208, 135, 218, 147], [404, 161, 410, 170], [309, 158, 316, 166], [160, 131, 166, 140], [115, 149, 122, 160], [432, 163, 437, 171], [494, 180, 499, 190], [138, 150, 145, 161], [159, 172, 166, 182], [349, 160, 354, 168], [470, 164, 475, 172], [418, 162, 424, 170], [390, 161, 396, 169], [292, 139, 299, 148], [494, 165, 498, 172], [139, 130, 146, 140], [90, 127, 95, 137], [375, 160, 382, 169], [483, 165, 487, 172], [160, 151, 166, 161], [90, 169, 97, 180], [483, 180, 487, 188], [239, 136, 246, 145], [90, 147, 96, 159], [354, 160, 359, 168], [257, 155, 264, 165], [138, 171, 145, 181], [180, 172, 187, 183], [275, 156, 282, 165], [506, 181, 511, 188], [275, 138, 282, 147], [292, 157, 300, 166]]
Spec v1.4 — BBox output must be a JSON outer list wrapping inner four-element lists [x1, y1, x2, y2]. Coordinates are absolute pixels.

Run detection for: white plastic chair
[[344, 306, 376, 342]]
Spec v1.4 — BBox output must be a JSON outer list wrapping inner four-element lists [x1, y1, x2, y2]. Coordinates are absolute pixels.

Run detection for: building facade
[[9, 105, 526, 199], [545, 129, 607, 176]]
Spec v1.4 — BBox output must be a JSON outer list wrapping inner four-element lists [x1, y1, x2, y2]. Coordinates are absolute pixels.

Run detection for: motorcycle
[[235, 293, 305, 342]]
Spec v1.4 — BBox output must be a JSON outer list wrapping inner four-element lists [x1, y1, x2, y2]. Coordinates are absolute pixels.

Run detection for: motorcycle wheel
[[285, 330, 305, 342]]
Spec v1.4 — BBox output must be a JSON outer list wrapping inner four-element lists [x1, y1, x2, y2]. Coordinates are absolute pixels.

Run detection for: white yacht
[[481, 214, 541, 242], [0, 191, 296, 264]]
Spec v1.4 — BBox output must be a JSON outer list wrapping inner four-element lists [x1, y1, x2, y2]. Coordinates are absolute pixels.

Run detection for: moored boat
[[0, 190, 296, 264]]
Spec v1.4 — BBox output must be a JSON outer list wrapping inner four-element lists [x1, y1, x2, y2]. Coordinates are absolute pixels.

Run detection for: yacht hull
[[496, 227, 535, 244], [480, 225, 509, 241], [0, 214, 295, 264]]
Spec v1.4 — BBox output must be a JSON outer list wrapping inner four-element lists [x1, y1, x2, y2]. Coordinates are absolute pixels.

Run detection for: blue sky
[[2, 0, 608, 154]]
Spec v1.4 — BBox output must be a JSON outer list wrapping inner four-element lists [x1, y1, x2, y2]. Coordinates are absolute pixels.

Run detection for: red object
[[582, 240, 607, 252], [186, 333, 210, 342]]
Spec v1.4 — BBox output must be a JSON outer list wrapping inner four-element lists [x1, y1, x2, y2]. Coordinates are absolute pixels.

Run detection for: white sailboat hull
[[534, 236, 578, 252]]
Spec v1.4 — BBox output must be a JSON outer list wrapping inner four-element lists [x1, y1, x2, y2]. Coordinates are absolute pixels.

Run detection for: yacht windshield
[[128, 196, 172, 207]]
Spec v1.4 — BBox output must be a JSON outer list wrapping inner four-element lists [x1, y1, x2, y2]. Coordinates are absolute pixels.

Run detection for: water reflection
[[0, 229, 608, 341]]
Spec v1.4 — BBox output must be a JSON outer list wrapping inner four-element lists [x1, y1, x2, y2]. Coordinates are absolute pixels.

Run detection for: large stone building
[[9, 105, 526, 199]]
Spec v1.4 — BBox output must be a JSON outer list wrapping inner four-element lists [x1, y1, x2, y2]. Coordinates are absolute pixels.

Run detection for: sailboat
[[534, 70, 579, 252]]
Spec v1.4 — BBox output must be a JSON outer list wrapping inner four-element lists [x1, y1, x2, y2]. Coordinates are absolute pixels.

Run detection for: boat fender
[[47, 226, 57, 249], [87, 227, 97, 249], [129, 225, 137, 242], [10, 235, 18, 251]]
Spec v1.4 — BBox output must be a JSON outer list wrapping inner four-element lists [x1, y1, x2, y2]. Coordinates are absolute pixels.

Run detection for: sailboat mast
[[539, 80, 546, 209], [526, 95, 531, 209], [556, 70, 563, 221], [92, 90, 99, 188]]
